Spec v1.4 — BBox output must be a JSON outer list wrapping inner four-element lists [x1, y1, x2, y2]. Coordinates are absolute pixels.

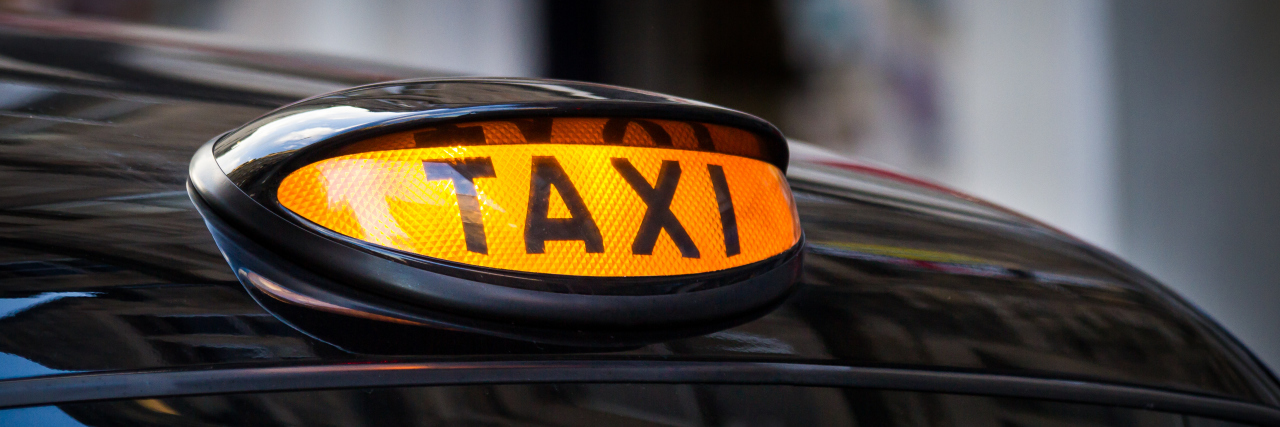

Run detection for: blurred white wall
[[940, 0, 1116, 251], [1113, 0, 1280, 375], [941, 0, 1279, 374], [211, 0, 544, 76]]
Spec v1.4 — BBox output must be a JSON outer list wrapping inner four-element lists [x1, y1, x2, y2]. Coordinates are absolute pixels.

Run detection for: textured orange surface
[[278, 144, 800, 277]]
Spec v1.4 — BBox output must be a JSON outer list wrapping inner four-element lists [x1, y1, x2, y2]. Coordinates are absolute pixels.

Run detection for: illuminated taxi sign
[[277, 118, 800, 276], [189, 78, 802, 333]]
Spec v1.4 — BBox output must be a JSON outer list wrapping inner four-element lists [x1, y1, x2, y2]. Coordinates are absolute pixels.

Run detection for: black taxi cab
[[0, 15, 1275, 427]]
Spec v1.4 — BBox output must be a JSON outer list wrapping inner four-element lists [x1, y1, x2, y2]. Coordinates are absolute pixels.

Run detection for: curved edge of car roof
[[0, 13, 1274, 426]]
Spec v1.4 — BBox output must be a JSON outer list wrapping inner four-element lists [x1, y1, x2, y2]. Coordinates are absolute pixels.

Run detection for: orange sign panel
[[277, 120, 800, 277]]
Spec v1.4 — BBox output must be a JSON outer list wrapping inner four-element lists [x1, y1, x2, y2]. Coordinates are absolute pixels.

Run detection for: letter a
[[525, 156, 604, 253]]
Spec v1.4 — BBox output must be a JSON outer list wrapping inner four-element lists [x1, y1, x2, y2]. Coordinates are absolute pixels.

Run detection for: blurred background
[[5, 0, 1277, 373]]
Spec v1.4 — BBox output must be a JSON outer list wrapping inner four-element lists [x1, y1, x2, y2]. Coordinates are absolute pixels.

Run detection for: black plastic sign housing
[[188, 78, 802, 345]]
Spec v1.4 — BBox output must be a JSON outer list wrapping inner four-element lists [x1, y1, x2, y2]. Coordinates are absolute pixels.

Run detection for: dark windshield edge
[[0, 360, 1275, 425]]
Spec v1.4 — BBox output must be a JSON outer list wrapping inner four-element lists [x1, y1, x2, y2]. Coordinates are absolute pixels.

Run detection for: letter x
[[611, 158, 700, 258]]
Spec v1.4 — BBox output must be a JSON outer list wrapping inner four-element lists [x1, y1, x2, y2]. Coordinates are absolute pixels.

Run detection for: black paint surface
[[0, 15, 1274, 415], [5, 384, 1252, 427]]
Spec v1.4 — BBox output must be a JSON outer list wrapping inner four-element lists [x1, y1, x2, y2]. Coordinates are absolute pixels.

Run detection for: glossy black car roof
[[0, 15, 1275, 422]]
